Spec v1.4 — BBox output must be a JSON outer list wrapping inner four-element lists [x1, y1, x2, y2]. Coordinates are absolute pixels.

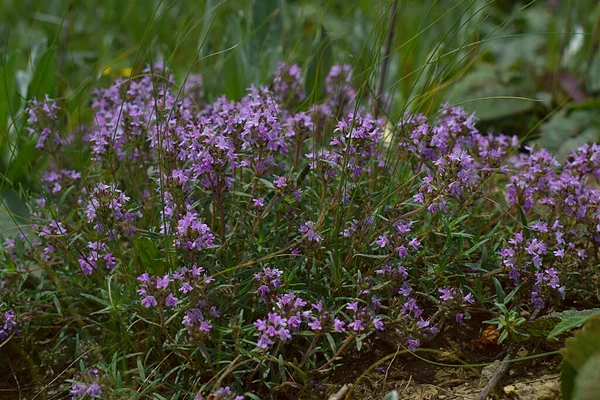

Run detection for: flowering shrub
[[1, 61, 599, 398]]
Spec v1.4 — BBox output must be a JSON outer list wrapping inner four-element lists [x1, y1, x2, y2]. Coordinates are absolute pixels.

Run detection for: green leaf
[[536, 110, 600, 161], [573, 354, 600, 400], [222, 17, 250, 100], [503, 284, 521, 305], [445, 63, 537, 121], [548, 308, 600, 340], [137, 356, 146, 381], [252, 0, 282, 52], [493, 277, 505, 304], [382, 390, 398, 400], [355, 335, 362, 351], [29, 48, 57, 99], [561, 315, 600, 370], [587, 50, 600, 93], [305, 25, 333, 102], [463, 238, 490, 257], [522, 316, 560, 338], [325, 333, 337, 353], [561, 362, 577, 400], [498, 330, 508, 343]]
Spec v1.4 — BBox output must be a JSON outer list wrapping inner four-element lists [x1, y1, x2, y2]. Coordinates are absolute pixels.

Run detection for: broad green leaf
[[522, 316, 560, 338], [573, 354, 600, 400], [537, 110, 600, 161], [445, 63, 537, 121], [588, 51, 600, 93], [548, 308, 600, 340], [561, 315, 600, 370], [561, 362, 577, 400]]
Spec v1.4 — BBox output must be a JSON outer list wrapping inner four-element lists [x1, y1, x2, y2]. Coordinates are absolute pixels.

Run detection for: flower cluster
[[505, 148, 559, 211], [531, 268, 565, 309], [324, 64, 356, 116], [77, 241, 116, 275], [42, 169, 81, 194], [174, 211, 215, 251], [307, 111, 385, 180], [0, 304, 17, 340], [70, 368, 104, 399], [137, 273, 178, 308], [86, 183, 141, 237], [344, 301, 383, 333], [299, 220, 322, 243], [183, 300, 220, 340], [254, 267, 283, 303], [196, 386, 244, 400], [25, 95, 66, 150], [254, 293, 308, 348], [307, 301, 346, 333], [376, 220, 421, 259], [272, 61, 305, 109], [173, 265, 214, 294]]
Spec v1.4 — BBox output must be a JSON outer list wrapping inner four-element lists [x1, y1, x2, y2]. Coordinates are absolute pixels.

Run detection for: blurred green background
[[0, 0, 599, 229]]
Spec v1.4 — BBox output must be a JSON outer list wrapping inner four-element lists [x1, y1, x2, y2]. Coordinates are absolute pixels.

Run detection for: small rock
[[512, 376, 560, 400], [434, 369, 454, 382], [504, 385, 516, 396], [480, 361, 500, 382], [516, 347, 528, 358]]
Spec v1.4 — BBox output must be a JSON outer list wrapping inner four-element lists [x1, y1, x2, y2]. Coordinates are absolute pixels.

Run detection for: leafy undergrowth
[[1, 61, 600, 400]]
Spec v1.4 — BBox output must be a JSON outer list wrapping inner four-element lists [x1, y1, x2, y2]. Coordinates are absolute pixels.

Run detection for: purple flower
[[376, 235, 389, 248], [254, 267, 283, 303], [212, 386, 245, 400], [334, 319, 346, 332], [156, 275, 170, 289], [86, 382, 102, 398], [137, 272, 179, 309], [70, 368, 103, 399], [463, 293, 474, 304], [299, 220, 322, 243], [253, 197, 265, 208], [0, 305, 17, 340], [141, 296, 158, 308], [274, 176, 288, 187], [438, 287, 453, 302], [345, 302, 359, 313], [165, 293, 178, 307], [183, 303, 217, 338], [348, 319, 365, 332], [396, 245, 408, 257]]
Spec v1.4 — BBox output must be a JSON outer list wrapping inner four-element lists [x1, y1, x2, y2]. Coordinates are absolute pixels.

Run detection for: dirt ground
[[314, 315, 563, 400]]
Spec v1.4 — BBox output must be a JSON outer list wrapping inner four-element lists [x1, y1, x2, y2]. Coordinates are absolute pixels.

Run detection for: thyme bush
[[1, 61, 599, 399]]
